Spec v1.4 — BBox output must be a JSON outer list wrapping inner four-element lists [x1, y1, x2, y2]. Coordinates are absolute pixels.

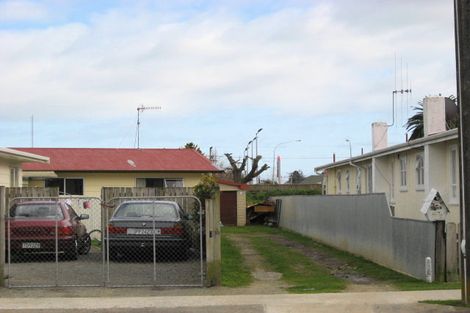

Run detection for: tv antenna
[[135, 105, 161, 148], [388, 54, 412, 127]]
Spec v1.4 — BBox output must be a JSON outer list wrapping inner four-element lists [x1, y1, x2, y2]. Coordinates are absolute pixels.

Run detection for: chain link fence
[[105, 196, 204, 287], [5, 195, 205, 288]]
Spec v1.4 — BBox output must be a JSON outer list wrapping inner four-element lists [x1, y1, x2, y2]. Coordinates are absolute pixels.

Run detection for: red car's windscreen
[[10, 204, 64, 219]]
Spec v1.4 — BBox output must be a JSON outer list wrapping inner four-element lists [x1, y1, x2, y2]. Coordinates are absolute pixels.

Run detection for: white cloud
[[0, 0, 49, 22], [0, 1, 456, 121]]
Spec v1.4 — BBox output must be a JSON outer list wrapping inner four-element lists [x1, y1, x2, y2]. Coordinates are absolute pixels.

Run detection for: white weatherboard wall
[[274, 194, 439, 280]]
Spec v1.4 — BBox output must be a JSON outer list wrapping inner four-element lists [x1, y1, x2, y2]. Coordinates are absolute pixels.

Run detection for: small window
[[10, 167, 20, 187], [45, 178, 83, 195], [416, 153, 424, 190], [356, 168, 361, 194], [165, 179, 183, 187], [337, 171, 342, 194], [367, 164, 373, 193], [399, 156, 407, 190], [450, 146, 459, 203]]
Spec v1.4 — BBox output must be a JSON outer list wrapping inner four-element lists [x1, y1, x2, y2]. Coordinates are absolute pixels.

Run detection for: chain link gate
[[104, 196, 204, 287], [6, 196, 104, 287]]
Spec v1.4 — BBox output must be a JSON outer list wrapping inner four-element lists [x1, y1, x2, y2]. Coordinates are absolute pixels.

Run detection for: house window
[[356, 167, 361, 194], [45, 178, 83, 195], [416, 153, 424, 190], [367, 164, 373, 193], [399, 155, 407, 190], [10, 167, 20, 187], [345, 170, 350, 194], [450, 146, 459, 203], [136, 178, 184, 188], [336, 171, 342, 194], [165, 179, 184, 187]]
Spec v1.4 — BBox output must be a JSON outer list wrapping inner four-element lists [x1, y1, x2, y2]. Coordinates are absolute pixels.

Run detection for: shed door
[[220, 191, 237, 226]]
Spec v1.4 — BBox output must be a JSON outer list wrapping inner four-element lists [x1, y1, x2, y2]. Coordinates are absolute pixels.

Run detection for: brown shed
[[217, 179, 247, 226]]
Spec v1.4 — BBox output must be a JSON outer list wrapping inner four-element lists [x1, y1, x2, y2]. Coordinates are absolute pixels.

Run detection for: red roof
[[15, 148, 220, 172]]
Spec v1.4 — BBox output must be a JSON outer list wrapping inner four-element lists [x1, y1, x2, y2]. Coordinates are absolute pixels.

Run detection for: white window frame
[[336, 171, 342, 194], [450, 145, 459, 204], [399, 155, 407, 191], [415, 153, 425, 191], [135, 178, 184, 188], [9, 167, 20, 187], [367, 164, 373, 193], [355, 167, 361, 194]]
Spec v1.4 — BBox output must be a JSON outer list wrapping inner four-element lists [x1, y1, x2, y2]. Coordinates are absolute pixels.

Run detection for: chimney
[[371, 122, 388, 151], [423, 96, 458, 136]]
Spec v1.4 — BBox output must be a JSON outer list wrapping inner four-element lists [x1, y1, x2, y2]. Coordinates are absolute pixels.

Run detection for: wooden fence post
[[0, 186, 5, 287], [205, 192, 221, 286]]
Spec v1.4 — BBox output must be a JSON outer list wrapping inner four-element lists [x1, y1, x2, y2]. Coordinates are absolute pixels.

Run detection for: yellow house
[[16, 148, 220, 198], [0, 148, 49, 187]]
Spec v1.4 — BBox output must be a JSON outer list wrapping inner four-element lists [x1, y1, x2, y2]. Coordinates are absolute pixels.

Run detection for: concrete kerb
[[0, 290, 461, 311]]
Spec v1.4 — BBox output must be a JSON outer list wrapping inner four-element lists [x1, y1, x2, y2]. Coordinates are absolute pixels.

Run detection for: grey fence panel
[[273, 194, 437, 280]]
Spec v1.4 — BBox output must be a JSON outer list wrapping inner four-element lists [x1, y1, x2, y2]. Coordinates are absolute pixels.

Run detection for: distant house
[[315, 96, 460, 224], [299, 175, 323, 186], [16, 148, 221, 198], [0, 148, 49, 187]]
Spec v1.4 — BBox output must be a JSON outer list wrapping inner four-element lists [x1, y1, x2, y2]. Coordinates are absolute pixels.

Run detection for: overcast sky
[[0, 0, 456, 181]]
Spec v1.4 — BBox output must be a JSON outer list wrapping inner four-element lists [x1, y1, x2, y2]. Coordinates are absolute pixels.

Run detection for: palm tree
[[405, 102, 424, 140], [405, 97, 459, 141]]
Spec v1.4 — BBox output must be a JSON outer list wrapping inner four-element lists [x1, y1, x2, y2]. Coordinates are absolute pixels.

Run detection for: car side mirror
[[79, 214, 89, 220]]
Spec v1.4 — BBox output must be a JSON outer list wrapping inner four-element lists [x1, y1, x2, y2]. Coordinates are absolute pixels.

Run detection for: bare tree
[[224, 153, 269, 184]]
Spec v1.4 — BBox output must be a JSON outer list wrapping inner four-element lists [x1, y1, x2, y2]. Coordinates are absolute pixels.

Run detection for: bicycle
[[77, 229, 102, 255]]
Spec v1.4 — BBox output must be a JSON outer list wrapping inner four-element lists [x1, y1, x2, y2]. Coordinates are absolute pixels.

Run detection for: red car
[[6, 201, 89, 261]]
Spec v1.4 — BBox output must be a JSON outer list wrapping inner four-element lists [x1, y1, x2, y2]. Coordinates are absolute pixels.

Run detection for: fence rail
[[248, 184, 320, 192]]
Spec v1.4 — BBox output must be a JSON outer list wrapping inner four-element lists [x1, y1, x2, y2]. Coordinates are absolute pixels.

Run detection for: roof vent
[[127, 159, 136, 167]]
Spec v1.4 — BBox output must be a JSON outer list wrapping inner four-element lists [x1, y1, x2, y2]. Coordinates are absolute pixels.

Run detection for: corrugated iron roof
[[14, 148, 221, 172]]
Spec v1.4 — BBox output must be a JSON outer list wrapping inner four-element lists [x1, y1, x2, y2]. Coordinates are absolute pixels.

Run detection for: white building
[[0, 148, 49, 187], [315, 96, 460, 224]]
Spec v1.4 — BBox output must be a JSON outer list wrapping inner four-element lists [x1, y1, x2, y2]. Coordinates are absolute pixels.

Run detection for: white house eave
[[315, 129, 458, 172], [0, 148, 49, 164]]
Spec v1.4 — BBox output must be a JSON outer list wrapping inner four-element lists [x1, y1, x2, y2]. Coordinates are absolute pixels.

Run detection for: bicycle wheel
[[77, 233, 91, 255]]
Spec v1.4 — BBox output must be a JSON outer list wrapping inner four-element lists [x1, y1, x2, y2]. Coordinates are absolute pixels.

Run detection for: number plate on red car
[[127, 228, 161, 235], [22, 242, 40, 249]]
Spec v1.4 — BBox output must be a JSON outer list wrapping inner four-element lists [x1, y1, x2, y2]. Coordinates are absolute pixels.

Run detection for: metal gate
[[6, 195, 204, 288], [6, 196, 103, 287], [104, 196, 204, 287]]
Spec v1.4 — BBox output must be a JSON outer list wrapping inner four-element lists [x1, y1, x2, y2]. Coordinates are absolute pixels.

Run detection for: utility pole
[[455, 0, 470, 304], [136, 105, 161, 149]]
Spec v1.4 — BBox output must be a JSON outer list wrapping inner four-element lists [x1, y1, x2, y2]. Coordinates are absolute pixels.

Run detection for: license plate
[[22, 242, 41, 249], [127, 228, 161, 235]]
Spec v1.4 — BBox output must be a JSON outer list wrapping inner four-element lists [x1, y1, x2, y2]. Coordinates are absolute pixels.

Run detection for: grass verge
[[221, 234, 253, 287], [223, 226, 460, 291], [250, 236, 346, 293]]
